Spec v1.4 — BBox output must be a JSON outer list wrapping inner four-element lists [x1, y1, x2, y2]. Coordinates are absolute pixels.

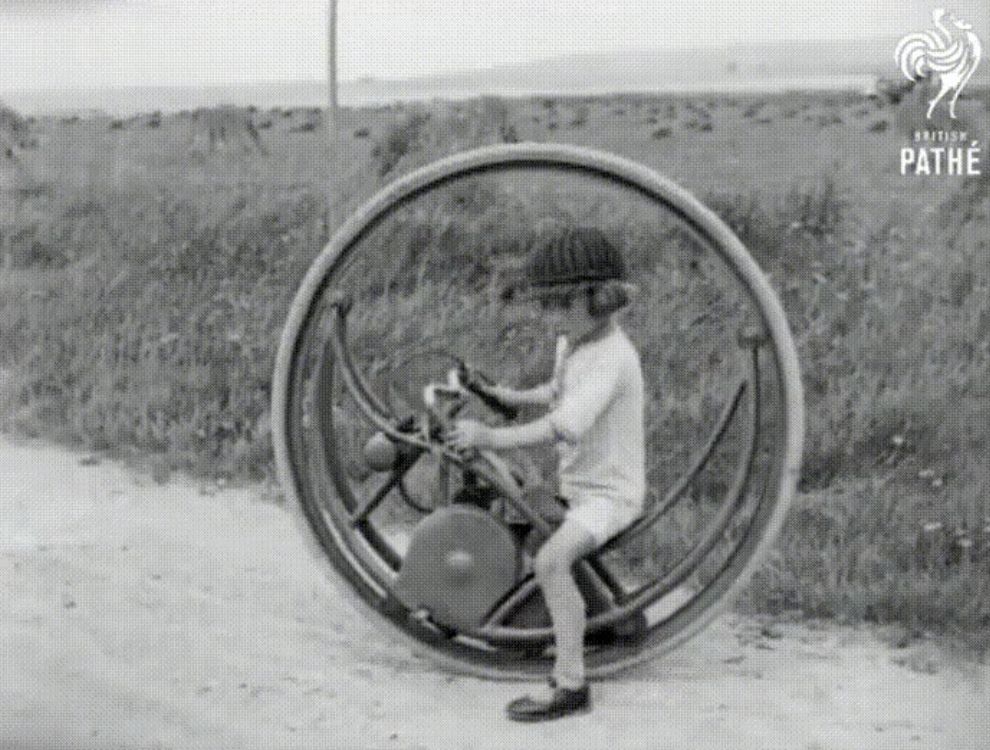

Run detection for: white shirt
[[548, 327, 646, 512]]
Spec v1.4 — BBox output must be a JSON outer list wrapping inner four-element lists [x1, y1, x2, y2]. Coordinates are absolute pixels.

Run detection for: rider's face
[[537, 290, 596, 339]]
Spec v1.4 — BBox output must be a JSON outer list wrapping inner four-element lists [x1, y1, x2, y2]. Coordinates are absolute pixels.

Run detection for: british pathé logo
[[895, 8, 982, 119], [900, 129, 980, 176], [895, 8, 982, 176]]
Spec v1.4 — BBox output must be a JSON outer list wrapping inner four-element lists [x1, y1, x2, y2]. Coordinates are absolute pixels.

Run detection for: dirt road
[[1, 434, 986, 750]]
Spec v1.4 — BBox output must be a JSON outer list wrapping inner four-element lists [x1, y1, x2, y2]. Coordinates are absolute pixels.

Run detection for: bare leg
[[533, 518, 597, 689]]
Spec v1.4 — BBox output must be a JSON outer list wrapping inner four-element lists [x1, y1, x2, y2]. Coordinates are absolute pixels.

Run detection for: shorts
[[565, 496, 641, 547]]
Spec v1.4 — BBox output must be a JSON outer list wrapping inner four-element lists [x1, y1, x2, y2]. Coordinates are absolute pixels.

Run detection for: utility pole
[[327, 0, 340, 230], [328, 0, 339, 111]]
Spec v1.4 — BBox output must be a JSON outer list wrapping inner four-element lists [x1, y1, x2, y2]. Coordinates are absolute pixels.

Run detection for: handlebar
[[422, 363, 517, 440], [455, 361, 519, 421]]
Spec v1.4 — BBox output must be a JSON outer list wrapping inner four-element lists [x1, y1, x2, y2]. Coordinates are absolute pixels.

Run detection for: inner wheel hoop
[[271, 143, 804, 680]]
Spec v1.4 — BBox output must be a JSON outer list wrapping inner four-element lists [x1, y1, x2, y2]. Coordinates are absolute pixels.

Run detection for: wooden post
[[328, 0, 339, 111], [327, 0, 340, 230]]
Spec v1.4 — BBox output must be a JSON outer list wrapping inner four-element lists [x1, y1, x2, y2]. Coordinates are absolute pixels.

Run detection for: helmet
[[526, 226, 626, 288]]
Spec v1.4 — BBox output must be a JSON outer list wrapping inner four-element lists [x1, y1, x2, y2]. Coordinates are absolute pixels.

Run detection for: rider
[[449, 224, 645, 721]]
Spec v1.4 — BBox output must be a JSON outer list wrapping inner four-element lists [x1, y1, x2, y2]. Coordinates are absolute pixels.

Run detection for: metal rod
[[607, 378, 749, 548], [611, 343, 763, 617]]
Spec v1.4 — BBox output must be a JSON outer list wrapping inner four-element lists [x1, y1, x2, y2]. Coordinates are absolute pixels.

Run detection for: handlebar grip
[[457, 361, 519, 421]]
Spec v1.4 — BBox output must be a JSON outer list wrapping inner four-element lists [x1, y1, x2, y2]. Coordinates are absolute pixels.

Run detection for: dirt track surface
[[1, 434, 987, 750]]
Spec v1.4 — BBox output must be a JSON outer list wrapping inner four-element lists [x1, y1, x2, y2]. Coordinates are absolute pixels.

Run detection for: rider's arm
[[466, 335, 564, 409], [481, 361, 619, 448], [449, 415, 556, 451], [485, 415, 556, 448], [486, 382, 555, 407]]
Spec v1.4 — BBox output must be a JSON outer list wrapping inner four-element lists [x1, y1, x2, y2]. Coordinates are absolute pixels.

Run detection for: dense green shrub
[[0, 181, 324, 479]]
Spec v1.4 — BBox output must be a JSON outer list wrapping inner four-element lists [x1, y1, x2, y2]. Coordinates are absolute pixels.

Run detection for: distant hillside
[[5, 37, 987, 116], [335, 37, 982, 107], [400, 38, 909, 92]]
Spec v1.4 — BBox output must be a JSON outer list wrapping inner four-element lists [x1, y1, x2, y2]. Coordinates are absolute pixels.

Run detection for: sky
[[0, 0, 987, 91]]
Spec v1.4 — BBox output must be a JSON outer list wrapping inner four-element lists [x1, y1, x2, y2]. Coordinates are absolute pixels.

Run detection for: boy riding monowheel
[[449, 224, 645, 721]]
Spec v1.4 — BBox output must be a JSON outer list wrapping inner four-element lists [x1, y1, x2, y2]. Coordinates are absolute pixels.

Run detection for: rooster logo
[[895, 8, 982, 119]]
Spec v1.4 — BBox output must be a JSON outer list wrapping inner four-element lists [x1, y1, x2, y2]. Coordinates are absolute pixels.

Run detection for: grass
[[1, 89, 988, 638]]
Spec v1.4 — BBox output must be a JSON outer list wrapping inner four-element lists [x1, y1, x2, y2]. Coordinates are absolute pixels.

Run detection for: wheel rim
[[272, 143, 804, 679]]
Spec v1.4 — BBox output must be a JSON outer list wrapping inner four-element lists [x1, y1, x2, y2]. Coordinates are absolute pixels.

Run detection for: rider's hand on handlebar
[[456, 361, 492, 394], [456, 361, 518, 421], [447, 419, 491, 451]]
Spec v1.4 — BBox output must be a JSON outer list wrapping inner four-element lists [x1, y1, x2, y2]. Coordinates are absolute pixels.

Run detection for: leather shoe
[[506, 682, 591, 722]]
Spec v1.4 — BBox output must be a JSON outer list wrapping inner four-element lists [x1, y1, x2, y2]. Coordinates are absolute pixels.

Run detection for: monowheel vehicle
[[272, 143, 804, 680]]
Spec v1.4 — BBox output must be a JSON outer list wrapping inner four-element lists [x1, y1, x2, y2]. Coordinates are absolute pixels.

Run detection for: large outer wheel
[[271, 143, 804, 680]]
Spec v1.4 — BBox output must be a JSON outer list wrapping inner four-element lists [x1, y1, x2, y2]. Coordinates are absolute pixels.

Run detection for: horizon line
[[1, 34, 930, 95]]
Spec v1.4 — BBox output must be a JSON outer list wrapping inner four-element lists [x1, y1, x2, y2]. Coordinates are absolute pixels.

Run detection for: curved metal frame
[[271, 143, 804, 679]]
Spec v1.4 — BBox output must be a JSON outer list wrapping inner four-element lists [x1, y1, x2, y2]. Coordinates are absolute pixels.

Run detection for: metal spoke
[[477, 575, 543, 632], [350, 472, 404, 525]]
